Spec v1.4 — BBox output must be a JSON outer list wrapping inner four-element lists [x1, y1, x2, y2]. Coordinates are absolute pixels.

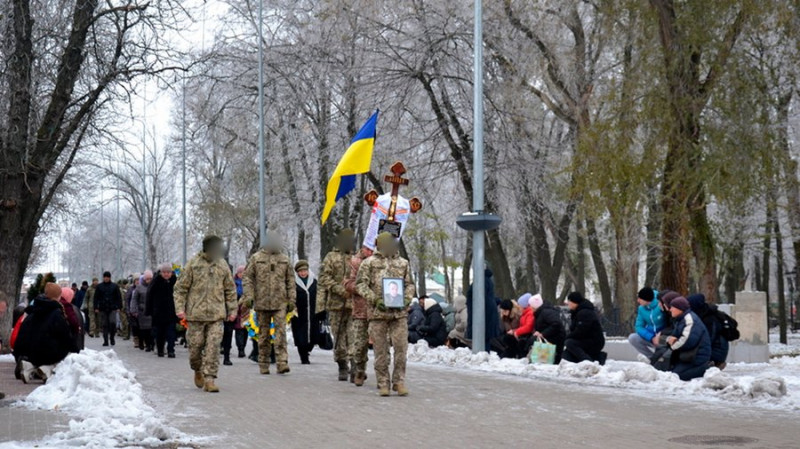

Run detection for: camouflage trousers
[[257, 309, 288, 366], [118, 310, 130, 339], [90, 311, 101, 336], [187, 320, 224, 379], [329, 309, 353, 363], [369, 317, 408, 389], [349, 318, 370, 374]]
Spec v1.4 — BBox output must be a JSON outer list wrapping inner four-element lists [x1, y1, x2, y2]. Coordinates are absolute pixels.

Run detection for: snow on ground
[[0, 349, 193, 449], [0, 354, 14, 362], [768, 332, 800, 357], [408, 342, 800, 411]]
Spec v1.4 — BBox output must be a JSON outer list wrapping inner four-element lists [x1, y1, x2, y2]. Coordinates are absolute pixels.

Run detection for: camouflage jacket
[[319, 248, 353, 312], [343, 253, 368, 320], [174, 252, 237, 322], [82, 287, 95, 312], [355, 251, 415, 321], [241, 249, 296, 312]]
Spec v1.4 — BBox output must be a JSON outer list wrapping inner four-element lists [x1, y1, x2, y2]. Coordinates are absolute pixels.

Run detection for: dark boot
[[349, 360, 356, 383], [249, 341, 259, 362], [223, 356, 232, 366], [238, 349, 246, 358], [337, 360, 348, 381]]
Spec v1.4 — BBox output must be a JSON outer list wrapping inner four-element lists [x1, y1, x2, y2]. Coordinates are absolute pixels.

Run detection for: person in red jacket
[[491, 293, 536, 358], [511, 294, 535, 340]]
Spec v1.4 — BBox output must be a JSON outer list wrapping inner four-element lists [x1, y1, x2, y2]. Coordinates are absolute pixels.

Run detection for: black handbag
[[317, 320, 334, 350]]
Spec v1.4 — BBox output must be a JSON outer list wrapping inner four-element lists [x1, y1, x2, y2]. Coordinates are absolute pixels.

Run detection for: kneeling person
[[356, 232, 415, 396]]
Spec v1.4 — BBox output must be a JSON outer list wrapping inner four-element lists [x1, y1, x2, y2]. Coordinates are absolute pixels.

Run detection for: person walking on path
[[291, 260, 318, 365], [94, 271, 122, 347], [356, 232, 415, 397], [147, 263, 178, 358], [319, 228, 357, 381], [131, 271, 154, 352], [343, 246, 373, 386], [242, 230, 296, 375], [174, 236, 238, 393]]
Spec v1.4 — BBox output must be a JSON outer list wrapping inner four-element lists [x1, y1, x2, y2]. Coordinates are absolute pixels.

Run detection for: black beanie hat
[[103, 271, 112, 278], [567, 292, 584, 304], [499, 299, 514, 311], [638, 287, 655, 302]]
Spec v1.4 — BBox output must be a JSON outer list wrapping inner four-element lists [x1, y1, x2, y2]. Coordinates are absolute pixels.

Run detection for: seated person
[[407, 299, 425, 343], [628, 287, 665, 359], [491, 294, 534, 358], [530, 294, 566, 363], [13, 283, 77, 383], [417, 298, 448, 348], [666, 297, 712, 381], [687, 294, 729, 370], [562, 292, 606, 365]]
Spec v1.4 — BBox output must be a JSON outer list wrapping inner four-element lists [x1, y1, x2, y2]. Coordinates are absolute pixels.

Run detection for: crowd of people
[[6, 231, 739, 398]]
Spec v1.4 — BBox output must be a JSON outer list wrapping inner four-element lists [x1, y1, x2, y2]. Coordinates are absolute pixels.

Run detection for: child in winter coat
[[667, 297, 712, 381]]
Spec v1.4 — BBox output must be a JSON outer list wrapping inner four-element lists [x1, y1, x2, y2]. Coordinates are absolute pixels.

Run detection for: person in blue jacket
[[628, 287, 666, 358], [667, 297, 711, 381]]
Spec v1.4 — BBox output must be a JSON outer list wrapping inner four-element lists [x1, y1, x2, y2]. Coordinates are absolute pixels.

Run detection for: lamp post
[[257, 0, 267, 248], [181, 74, 188, 266]]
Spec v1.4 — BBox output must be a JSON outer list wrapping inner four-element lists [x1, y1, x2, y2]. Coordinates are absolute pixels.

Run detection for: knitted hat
[[529, 294, 544, 310], [566, 292, 585, 304], [423, 298, 438, 311], [670, 297, 690, 312], [44, 282, 62, 300], [638, 287, 655, 302], [61, 287, 75, 303], [518, 293, 532, 308], [294, 260, 309, 272], [660, 291, 680, 308], [102, 271, 112, 279], [499, 299, 514, 311]]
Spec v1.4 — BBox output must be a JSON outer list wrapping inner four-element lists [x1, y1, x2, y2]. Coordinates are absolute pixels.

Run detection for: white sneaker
[[637, 353, 652, 364], [21, 360, 36, 384], [37, 365, 54, 381]]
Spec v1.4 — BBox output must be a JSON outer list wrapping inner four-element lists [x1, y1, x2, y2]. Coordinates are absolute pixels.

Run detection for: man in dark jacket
[[687, 294, 729, 370], [667, 297, 712, 381], [529, 295, 566, 363], [14, 283, 76, 383], [407, 301, 425, 343], [466, 268, 501, 351], [94, 271, 123, 346], [417, 298, 447, 348], [562, 292, 606, 365]]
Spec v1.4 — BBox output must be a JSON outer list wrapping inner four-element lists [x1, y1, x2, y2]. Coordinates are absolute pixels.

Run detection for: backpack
[[715, 309, 740, 341]]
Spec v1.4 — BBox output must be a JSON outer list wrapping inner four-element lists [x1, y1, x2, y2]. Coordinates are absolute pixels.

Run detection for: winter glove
[[287, 301, 296, 314], [376, 298, 387, 312], [315, 311, 328, 322]]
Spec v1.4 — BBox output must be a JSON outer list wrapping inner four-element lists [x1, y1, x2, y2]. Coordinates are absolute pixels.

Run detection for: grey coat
[[130, 282, 152, 330]]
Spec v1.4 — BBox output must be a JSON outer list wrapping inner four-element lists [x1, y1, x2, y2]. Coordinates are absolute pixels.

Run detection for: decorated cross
[[363, 161, 422, 238]]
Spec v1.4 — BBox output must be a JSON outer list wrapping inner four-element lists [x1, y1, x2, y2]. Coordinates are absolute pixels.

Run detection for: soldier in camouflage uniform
[[241, 230, 296, 375], [319, 228, 356, 381], [82, 278, 99, 337], [174, 236, 238, 393], [356, 232, 415, 396], [343, 246, 373, 386]]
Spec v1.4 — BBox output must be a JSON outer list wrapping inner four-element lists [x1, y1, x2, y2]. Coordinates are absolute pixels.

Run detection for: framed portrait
[[382, 278, 404, 308]]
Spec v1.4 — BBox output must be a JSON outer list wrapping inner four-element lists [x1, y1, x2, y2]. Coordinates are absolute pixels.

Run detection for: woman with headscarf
[[147, 263, 178, 358], [291, 260, 318, 364]]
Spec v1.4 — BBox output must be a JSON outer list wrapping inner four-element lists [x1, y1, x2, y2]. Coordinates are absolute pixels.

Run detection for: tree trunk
[[774, 218, 787, 344], [613, 214, 640, 333], [586, 219, 613, 318], [574, 219, 586, 296]]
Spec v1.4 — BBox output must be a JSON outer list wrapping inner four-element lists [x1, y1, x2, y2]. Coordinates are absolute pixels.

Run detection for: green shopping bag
[[528, 336, 556, 365]]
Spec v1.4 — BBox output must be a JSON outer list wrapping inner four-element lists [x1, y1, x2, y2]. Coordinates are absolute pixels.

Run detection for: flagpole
[[257, 0, 266, 248], [471, 0, 486, 354], [181, 74, 188, 266]]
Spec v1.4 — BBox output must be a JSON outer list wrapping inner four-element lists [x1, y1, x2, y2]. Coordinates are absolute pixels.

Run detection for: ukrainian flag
[[321, 110, 379, 225]]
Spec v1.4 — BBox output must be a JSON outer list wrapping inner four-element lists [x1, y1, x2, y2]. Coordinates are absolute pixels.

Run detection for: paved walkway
[[4, 335, 800, 448]]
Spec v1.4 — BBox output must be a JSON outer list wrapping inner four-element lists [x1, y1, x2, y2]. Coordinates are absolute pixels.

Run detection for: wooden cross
[[363, 161, 423, 217]]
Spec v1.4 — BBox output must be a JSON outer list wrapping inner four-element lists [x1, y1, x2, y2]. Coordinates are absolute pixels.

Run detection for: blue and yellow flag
[[321, 110, 379, 225]]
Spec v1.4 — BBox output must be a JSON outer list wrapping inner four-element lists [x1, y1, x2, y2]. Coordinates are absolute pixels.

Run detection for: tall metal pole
[[100, 190, 105, 272], [257, 0, 267, 248], [142, 121, 147, 272], [181, 75, 188, 266], [116, 168, 121, 275], [471, 0, 486, 353]]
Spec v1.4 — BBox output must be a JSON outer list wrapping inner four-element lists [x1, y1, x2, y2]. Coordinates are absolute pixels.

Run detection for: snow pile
[[4, 349, 186, 448], [408, 343, 798, 409]]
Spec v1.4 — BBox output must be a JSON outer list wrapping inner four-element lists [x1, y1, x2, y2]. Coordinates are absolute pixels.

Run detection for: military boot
[[354, 372, 366, 387], [203, 377, 219, 393], [194, 371, 204, 388], [337, 360, 348, 381], [277, 363, 290, 374], [349, 360, 356, 383], [394, 383, 409, 397], [378, 385, 390, 397], [259, 364, 271, 375]]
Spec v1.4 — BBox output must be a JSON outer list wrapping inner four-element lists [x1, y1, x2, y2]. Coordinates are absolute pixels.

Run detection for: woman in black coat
[[146, 264, 178, 358], [417, 298, 448, 348], [529, 295, 566, 363], [291, 260, 319, 364]]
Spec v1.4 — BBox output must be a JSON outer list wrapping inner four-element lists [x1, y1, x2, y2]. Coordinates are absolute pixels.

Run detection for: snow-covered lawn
[[0, 349, 191, 448], [408, 342, 799, 410], [768, 332, 800, 357]]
